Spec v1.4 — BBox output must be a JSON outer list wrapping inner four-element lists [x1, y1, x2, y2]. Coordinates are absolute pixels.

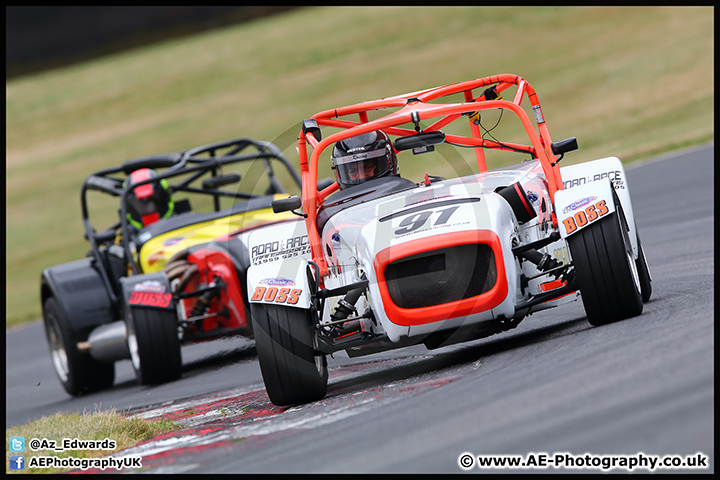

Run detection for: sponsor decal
[[563, 170, 624, 190], [259, 277, 296, 287], [331, 232, 341, 245], [526, 190, 540, 205], [333, 149, 386, 165], [562, 196, 597, 215], [562, 199, 609, 235], [133, 280, 166, 293], [553, 246, 570, 265], [162, 237, 185, 246], [250, 286, 302, 305], [128, 291, 172, 308], [250, 234, 310, 265], [147, 251, 166, 266]]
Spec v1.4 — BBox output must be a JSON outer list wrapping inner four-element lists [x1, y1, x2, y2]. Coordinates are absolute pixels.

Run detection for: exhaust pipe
[[77, 321, 131, 362]]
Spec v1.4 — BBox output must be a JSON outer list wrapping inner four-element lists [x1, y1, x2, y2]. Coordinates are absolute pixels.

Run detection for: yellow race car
[[40, 137, 323, 396]]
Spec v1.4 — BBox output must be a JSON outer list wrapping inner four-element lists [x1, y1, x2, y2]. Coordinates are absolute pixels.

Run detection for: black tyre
[[125, 306, 182, 385], [43, 297, 115, 396], [568, 195, 643, 326], [251, 303, 328, 406], [635, 232, 652, 303]]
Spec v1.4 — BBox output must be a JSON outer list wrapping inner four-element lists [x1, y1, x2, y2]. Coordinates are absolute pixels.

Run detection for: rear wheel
[[568, 195, 643, 326], [251, 303, 328, 406], [43, 297, 115, 396], [125, 306, 182, 385]]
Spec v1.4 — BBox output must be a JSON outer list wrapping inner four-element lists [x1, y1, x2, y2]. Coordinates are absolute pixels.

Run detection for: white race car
[[246, 74, 652, 406]]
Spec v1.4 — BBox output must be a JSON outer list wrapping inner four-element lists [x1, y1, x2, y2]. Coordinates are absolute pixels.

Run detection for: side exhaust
[[77, 321, 130, 363]]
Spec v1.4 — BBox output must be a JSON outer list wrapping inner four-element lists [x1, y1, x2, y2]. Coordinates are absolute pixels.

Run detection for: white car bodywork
[[246, 155, 635, 353]]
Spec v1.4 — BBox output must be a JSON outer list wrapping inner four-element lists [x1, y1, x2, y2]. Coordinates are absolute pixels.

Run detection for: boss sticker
[[128, 291, 172, 308], [561, 199, 609, 235], [250, 286, 302, 305]]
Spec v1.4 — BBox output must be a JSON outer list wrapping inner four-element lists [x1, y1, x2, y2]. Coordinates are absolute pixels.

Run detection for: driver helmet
[[123, 168, 174, 229], [331, 130, 397, 189]]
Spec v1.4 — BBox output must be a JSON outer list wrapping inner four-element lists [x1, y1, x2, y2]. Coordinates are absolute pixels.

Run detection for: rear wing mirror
[[551, 137, 578, 155], [302, 119, 322, 142], [272, 195, 304, 217], [393, 131, 446, 154]]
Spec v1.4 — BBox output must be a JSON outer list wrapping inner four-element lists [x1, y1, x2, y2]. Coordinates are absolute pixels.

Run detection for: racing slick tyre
[[567, 195, 643, 326], [251, 303, 328, 406], [636, 233, 652, 303], [125, 306, 182, 385], [43, 297, 115, 396]]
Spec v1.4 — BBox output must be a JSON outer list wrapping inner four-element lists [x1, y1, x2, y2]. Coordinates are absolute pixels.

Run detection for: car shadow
[[180, 341, 257, 376], [326, 315, 590, 398]]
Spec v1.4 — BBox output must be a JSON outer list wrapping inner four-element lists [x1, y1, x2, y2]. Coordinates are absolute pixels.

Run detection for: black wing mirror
[[272, 195, 305, 217], [393, 131, 445, 154], [551, 137, 578, 155]]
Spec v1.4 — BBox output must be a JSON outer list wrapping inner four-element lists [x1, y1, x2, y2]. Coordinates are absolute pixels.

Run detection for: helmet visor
[[333, 149, 389, 187], [129, 195, 161, 216]]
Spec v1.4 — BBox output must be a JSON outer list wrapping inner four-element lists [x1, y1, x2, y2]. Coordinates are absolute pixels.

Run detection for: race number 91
[[562, 199, 609, 235]]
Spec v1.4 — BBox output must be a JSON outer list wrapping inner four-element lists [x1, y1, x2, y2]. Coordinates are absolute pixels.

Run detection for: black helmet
[[331, 130, 397, 189], [123, 168, 174, 228]]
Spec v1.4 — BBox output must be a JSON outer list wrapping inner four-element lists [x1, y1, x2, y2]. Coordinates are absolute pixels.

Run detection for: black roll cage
[[79, 138, 301, 306]]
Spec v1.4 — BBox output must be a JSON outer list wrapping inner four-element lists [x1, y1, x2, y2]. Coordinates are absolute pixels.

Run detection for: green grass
[[5, 408, 177, 474], [6, 6, 714, 327]]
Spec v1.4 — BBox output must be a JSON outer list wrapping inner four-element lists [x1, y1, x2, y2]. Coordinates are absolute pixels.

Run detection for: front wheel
[[125, 306, 182, 385], [251, 303, 328, 406], [568, 195, 643, 326], [636, 233, 652, 303], [43, 297, 115, 396]]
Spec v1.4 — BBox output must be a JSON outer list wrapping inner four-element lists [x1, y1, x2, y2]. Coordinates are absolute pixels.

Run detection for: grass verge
[[5, 408, 177, 474]]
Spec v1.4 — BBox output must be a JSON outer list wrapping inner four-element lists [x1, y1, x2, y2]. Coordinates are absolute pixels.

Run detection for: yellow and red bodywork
[[136, 203, 296, 335], [138, 204, 290, 273], [183, 247, 247, 332]]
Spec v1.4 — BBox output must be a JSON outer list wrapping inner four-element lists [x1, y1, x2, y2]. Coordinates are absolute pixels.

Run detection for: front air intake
[[374, 230, 508, 326], [384, 243, 497, 309]]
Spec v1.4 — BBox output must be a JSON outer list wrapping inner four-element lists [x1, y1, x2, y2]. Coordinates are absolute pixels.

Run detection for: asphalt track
[[5, 144, 714, 473]]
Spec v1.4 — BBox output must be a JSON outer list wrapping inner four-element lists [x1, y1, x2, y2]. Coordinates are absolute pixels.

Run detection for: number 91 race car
[[246, 74, 653, 406], [40, 137, 310, 396]]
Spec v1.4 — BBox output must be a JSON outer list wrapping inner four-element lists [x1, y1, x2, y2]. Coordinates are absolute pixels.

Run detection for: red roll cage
[[297, 74, 565, 279]]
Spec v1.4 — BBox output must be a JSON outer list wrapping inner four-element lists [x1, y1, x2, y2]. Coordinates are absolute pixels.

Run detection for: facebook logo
[[9, 455, 25, 470], [10, 436, 25, 452]]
